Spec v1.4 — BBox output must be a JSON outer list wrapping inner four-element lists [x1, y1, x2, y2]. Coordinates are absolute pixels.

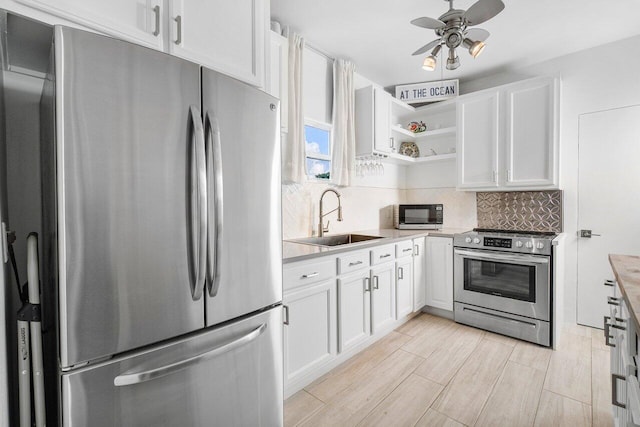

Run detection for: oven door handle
[[454, 249, 549, 265]]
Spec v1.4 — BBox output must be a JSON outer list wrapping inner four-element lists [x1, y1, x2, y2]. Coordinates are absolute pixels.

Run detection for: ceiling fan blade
[[463, 0, 505, 26], [465, 28, 490, 41], [410, 16, 446, 30], [412, 39, 441, 56]]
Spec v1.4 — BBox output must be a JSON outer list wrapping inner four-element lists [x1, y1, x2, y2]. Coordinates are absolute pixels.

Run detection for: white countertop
[[283, 227, 470, 263]]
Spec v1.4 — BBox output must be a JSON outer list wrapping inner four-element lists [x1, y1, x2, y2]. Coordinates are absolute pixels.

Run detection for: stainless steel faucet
[[318, 188, 343, 237]]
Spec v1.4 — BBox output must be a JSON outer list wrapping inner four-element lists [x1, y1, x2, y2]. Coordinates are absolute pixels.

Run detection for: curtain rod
[[305, 43, 335, 63]]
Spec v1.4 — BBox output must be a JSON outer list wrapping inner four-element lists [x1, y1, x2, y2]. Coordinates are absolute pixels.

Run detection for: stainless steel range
[[453, 228, 556, 347]]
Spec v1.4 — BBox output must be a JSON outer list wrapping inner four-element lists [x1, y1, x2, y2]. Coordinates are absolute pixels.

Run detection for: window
[[305, 120, 331, 180]]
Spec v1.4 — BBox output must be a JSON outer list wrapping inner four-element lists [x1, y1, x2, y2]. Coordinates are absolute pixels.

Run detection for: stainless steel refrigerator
[[39, 26, 282, 426]]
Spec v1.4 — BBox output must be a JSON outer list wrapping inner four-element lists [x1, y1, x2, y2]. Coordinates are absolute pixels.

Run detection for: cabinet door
[[16, 0, 164, 50], [373, 87, 394, 153], [457, 90, 500, 189], [169, 0, 266, 87], [337, 272, 371, 353], [396, 257, 414, 319], [425, 237, 454, 311], [283, 280, 337, 386], [413, 238, 426, 311], [266, 31, 288, 132], [504, 78, 558, 188], [371, 263, 396, 334]]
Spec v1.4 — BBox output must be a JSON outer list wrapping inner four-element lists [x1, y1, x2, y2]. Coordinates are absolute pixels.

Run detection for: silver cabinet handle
[[114, 323, 266, 386], [506, 169, 512, 182], [152, 5, 160, 36], [612, 373, 627, 408], [189, 105, 206, 300], [493, 171, 498, 183], [364, 277, 370, 292], [403, 248, 412, 253], [398, 267, 404, 279], [205, 112, 223, 297], [174, 15, 182, 45], [283, 305, 289, 325], [380, 254, 391, 259], [414, 245, 419, 256], [389, 137, 395, 149], [604, 316, 615, 347], [373, 275, 379, 290], [604, 280, 616, 287], [349, 261, 363, 267], [608, 296, 620, 306], [302, 272, 319, 279]]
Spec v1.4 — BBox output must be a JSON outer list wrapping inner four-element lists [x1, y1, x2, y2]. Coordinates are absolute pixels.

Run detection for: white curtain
[[330, 59, 356, 187], [282, 33, 306, 184]]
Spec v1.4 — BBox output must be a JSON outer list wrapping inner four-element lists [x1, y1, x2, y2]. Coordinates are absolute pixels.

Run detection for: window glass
[[305, 123, 331, 180]]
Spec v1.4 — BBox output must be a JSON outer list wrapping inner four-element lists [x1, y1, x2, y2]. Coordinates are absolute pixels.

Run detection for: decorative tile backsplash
[[476, 191, 563, 232]]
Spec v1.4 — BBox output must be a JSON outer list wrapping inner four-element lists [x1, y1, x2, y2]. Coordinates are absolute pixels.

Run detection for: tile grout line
[[531, 344, 553, 427], [470, 343, 516, 426]]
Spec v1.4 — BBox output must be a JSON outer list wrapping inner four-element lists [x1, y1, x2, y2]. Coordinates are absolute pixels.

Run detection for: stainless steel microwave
[[394, 204, 443, 229]]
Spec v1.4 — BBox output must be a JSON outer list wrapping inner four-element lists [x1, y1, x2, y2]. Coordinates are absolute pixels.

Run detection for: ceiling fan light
[[469, 40, 485, 58], [446, 48, 459, 70], [421, 44, 441, 71], [422, 55, 437, 71]]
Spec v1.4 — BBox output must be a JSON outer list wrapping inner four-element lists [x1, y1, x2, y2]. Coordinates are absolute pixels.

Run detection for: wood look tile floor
[[285, 313, 613, 427]]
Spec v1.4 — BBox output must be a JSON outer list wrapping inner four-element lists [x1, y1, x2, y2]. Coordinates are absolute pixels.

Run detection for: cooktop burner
[[472, 228, 557, 237]]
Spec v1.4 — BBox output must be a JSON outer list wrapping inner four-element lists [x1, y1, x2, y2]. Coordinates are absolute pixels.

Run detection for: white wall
[[461, 35, 640, 323]]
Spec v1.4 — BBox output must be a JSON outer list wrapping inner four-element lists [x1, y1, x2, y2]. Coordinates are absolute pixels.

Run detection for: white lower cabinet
[[284, 238, 423, 397], [337, 270, 371, 353], [371, 262, 396, 334], [425, 236, 454, 311], [396, 256, 414, 319], [283, 279, 336, 387], [413, 237, 426, 311]]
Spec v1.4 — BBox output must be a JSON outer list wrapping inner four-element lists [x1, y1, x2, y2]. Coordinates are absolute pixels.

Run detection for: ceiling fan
[[411, 0, 505, 71]]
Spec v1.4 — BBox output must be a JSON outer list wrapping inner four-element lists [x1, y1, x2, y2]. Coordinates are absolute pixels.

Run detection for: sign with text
[[395, 79, 459, 104]]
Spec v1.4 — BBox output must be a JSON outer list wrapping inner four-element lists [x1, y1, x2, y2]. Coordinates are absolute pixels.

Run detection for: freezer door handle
[[114, 323, 267, 387], [205, 112, 223, 297], [189, 105, 207, 300]]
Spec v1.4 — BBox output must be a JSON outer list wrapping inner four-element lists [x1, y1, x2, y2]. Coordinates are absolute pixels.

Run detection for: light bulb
[[422, 56, 436, 71]]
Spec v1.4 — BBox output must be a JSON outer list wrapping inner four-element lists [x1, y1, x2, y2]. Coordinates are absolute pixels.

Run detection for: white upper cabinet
[[17, 0, 268, 88], [456, 77, 559, 191], [168, 0, 266, 87], [15, 0, 165, 50], [504, 78, 559, 188], [373, 87, 394, 153], [457, 90, 500, 189]]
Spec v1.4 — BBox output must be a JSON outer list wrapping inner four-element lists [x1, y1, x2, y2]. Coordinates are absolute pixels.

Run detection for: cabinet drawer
[[396, 240, 414, 258], [370, 244, 396, 266], [284, 258, 336, 291], [338, 250, 370, 275]]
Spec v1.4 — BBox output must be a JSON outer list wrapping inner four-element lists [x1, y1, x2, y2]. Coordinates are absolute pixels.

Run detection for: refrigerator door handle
[[114, 322, 267, 387], [189, 105, 207, 300], [204, 111, 223, 297]]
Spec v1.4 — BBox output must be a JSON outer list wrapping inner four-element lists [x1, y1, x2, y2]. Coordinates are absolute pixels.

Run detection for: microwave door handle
[[454, 249, 549, 265]]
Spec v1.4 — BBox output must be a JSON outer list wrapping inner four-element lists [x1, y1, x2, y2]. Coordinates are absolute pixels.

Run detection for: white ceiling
[[271, 0, 640, 87]]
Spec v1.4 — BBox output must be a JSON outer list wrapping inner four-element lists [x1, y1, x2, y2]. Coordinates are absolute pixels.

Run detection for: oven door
[[454, 248, 550, 321]]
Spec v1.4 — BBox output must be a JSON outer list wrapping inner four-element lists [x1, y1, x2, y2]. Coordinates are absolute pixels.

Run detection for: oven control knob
[[515, 241, 523, 248], [473, 238, 481, 244], [465, 237, 472, 243], [536, 242, 545, 249], [525, 242, 534, 249]]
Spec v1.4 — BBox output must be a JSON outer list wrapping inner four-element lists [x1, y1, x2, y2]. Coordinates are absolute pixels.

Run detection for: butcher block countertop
[[609, 254, 640, 329]]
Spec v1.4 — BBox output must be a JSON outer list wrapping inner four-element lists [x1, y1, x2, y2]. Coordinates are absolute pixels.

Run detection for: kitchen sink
[[287, 233, 384, 247]]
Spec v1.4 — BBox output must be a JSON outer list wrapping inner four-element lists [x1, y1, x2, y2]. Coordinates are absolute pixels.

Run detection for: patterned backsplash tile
[[476, 190, 563, 233]]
